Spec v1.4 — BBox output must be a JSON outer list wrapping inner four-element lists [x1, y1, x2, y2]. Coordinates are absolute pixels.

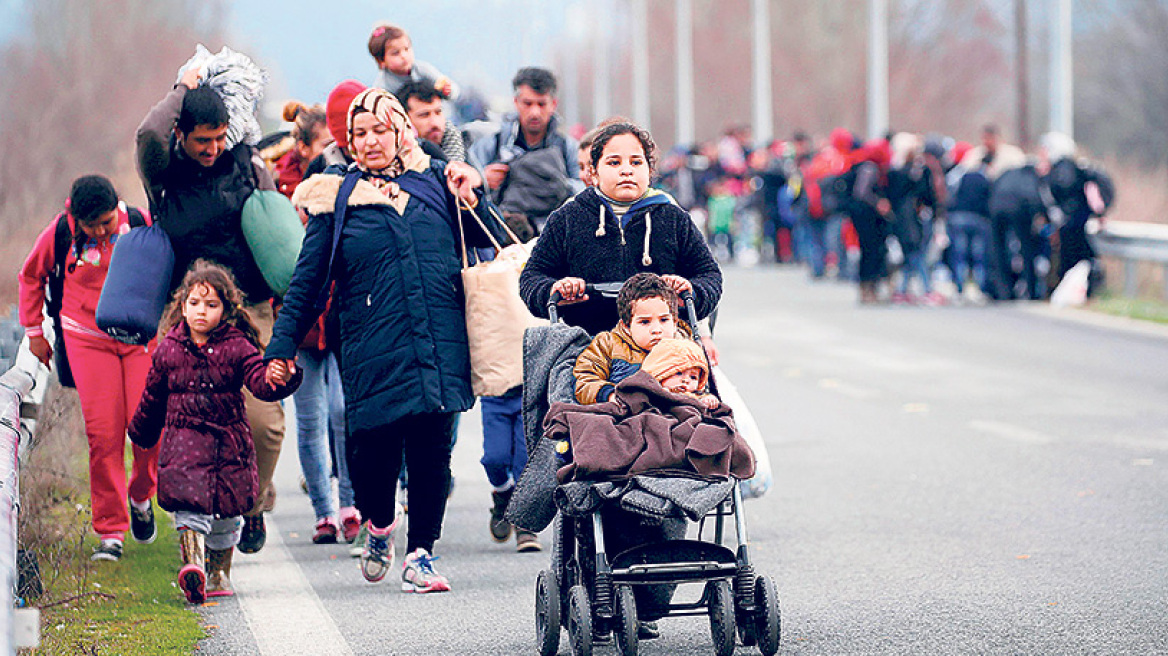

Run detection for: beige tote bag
[[457, 202, 546, 397]]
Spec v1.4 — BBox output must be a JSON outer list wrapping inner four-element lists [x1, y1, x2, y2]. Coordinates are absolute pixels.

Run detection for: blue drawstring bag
[[96, 224, 175, 345], [241, 189, 305, 297]]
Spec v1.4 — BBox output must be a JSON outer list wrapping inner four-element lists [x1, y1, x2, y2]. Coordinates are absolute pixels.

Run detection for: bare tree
[[0, 0, 225, 304]]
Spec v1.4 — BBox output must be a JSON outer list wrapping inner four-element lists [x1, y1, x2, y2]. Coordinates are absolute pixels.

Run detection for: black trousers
[[349, 412, 456, 554]]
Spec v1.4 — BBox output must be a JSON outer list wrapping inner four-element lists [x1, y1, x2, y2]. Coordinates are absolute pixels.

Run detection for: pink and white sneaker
[[400, 548, 450, 593]]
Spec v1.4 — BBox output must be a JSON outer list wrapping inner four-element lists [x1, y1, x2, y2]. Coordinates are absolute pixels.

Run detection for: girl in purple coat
[[129, 261, 301, 604]]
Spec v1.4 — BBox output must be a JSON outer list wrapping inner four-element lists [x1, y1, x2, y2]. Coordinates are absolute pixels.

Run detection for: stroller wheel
[[535, 569, 561, 656], [707, 579, 736, 656], [613, 584, 639, 656], [753, 575, 781, 656], [567, 584, 593, 656]]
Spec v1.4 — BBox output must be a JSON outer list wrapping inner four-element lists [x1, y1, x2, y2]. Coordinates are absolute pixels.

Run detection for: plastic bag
[[710, 365, 772, 499], [1050, 260, 1091, 308]]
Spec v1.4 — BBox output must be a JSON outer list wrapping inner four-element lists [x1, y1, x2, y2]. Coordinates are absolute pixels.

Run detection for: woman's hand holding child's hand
[[265, 358, 296, 389]]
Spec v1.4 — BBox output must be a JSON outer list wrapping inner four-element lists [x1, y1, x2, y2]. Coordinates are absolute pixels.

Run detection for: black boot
[[489, 489, 513, 542]]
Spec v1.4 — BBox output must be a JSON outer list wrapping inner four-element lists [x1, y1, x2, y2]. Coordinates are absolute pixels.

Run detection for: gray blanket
[[555, 475, 735, 521], [505, 322, 591, 531]]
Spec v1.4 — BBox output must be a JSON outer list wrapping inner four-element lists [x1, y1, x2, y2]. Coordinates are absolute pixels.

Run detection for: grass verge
[[18, 386, 204, 655], [1088, 294, 1168, 325]]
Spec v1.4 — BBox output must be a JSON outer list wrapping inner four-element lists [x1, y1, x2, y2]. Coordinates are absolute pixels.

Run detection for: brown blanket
[[547, 370, 756, 483]]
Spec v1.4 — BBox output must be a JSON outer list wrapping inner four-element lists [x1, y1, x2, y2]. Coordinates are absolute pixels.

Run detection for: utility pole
[[631, 0, 651, 131], [1049, 0, 1073, 138], [751, 0, 773, 144], [591, 0, 611, 125], [1015, 0, 1030, 147], [676, 0, 696, 146], [867, 0, 889, 139]]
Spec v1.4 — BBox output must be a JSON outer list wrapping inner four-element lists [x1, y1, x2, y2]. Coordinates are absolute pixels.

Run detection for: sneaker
[[238, 514, 267, 554], [401, 548, 450, 593], [313, 517, 339, 544], [489, 489, 513, 543], [348, 523, 370, 558], [340, 508, 362, 543], [516, 530, 542, 553], [129, 501, 157, 544], [91, 538, 123, 562], [360, 528, 395, 583]]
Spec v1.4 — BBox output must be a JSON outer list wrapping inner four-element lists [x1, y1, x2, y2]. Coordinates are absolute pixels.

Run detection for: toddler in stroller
[[511, 281, 781, 656]]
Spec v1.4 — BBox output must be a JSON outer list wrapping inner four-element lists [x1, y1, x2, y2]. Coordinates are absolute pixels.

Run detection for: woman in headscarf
[[265, 88, 510, 593]]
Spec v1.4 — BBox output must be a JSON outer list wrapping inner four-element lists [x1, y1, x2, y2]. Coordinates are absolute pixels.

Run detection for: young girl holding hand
[[129, 261, 301, 604]]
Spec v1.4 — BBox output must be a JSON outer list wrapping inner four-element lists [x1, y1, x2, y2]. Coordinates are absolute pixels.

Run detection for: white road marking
[[234, 516, 355, 656], [969, 420, 1058, 445], [817, 377, 879, 399]]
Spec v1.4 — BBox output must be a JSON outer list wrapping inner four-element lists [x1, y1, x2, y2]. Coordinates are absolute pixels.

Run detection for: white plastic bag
[[710, 365, 772, 499], [1050, 260, 1091, 308]]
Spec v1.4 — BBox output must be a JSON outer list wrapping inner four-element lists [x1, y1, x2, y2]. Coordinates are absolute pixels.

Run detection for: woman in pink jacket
[[18, 175, 159, 562]]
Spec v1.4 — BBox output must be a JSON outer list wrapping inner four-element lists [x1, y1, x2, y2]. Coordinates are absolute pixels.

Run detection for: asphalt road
[[198, 266, 1168, 655]]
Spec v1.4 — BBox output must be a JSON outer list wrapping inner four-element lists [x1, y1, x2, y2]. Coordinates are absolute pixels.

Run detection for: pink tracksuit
[[18, 203, 159, 541]]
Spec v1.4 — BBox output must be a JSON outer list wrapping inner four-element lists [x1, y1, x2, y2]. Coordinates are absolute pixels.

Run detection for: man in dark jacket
[[136, 66, 283, 554], [468, 66, 583, 233]]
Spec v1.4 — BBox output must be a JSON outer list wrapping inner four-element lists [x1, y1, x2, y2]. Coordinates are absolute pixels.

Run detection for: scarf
[[347, 88, 430, 213]]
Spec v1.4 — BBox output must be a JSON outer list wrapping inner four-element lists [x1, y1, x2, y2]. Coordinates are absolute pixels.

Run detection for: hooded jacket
[[519, 187, 722, 336], [265, 161, 511, 433], [574, 323, 696, 404], [128, 322, 301, 517]]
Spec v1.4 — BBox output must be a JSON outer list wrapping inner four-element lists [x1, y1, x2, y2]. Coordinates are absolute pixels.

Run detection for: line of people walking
[[658, 123, 1115, 305]]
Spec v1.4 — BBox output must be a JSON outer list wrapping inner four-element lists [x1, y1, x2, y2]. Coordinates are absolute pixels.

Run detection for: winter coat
[[467, 114, 583, 223], [1045, 159, 1114, 223], [519, 187, 723, 336], [548, 370, 755, 484], [136, 84, 277, 303], [128, 323, 301, 517], [265, 161, 512, 434]]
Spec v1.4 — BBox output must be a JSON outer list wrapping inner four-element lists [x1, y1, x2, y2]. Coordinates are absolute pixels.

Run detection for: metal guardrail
[[0, 336, 48, 653], [1090, 220, 1168, 299]]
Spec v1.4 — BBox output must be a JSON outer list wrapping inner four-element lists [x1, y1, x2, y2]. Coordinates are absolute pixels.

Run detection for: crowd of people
[[16, 13, 1116, 618], [16, 18, 734, 614], [656, 123, 1115, 305]]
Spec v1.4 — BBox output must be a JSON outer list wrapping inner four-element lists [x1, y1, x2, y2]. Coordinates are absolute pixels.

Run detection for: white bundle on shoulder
[[176, 45, 268, 150]]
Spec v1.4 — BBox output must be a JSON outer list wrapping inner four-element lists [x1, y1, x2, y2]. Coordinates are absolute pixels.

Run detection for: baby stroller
[[514, 283, 781, 656]]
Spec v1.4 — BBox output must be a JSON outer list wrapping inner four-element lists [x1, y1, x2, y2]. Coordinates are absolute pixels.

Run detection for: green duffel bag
[[241, 189, 305, 296]]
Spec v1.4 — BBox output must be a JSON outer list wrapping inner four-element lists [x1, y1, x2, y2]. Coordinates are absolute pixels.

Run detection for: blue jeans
[[947, 211, 991, 294], [293, 349, 352, 518], [479, 392, 526, 488], [806, 214, 844, 278]]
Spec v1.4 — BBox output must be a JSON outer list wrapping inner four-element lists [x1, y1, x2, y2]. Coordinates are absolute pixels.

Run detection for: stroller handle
[[547, 283, 615, 323]]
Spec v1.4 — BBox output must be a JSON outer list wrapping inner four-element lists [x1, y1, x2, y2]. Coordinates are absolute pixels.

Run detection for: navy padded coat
[[266, 163, 509, 433]]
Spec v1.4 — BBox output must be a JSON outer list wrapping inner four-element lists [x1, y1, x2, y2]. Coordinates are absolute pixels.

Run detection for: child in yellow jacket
[[573, 272, 689, 404]]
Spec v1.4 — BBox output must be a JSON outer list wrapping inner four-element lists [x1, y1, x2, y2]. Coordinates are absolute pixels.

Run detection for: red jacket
[[128, 322, 301, 517], [18, 203, 147, 339]]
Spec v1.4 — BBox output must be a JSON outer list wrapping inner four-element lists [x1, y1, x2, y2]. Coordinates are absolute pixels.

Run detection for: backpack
[[47, 206, 146, 387], [817, 168, 856, 217]]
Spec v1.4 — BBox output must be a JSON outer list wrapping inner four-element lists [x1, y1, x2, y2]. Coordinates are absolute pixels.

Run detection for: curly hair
[[159, 260, 262, 348], [616, 272, 678, 326], [589, 121, 658, 174]]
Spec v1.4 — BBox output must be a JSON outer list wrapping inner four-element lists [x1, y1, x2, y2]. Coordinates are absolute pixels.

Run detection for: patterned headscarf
[[347, 88, 429, 210]]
